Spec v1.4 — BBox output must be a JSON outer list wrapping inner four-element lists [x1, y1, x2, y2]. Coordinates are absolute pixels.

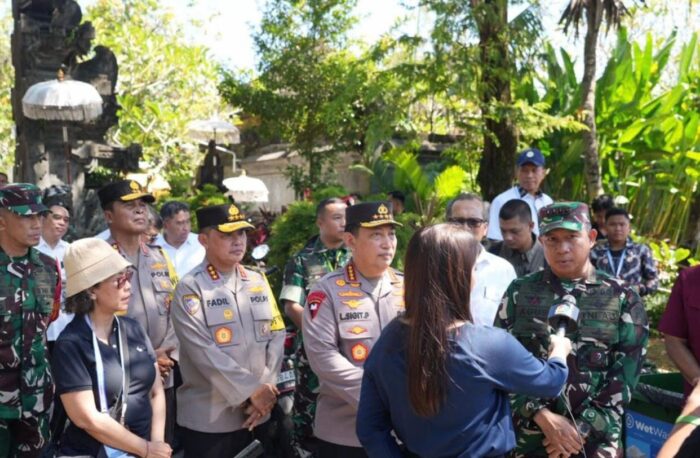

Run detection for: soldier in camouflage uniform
[[0, 184, 60, 458], [280, 197, 350, 452], [495, 202, 648, 458]]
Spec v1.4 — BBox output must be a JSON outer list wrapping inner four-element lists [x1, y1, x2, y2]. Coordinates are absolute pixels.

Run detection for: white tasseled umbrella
[[222, 170, 269, 203], [187, 118, 240, 144], [21, 69, 103, 184], [22, 77, 103, 122]]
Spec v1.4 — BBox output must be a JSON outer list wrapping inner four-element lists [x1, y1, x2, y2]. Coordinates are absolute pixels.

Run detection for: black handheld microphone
[[547, 294, 580, 337]]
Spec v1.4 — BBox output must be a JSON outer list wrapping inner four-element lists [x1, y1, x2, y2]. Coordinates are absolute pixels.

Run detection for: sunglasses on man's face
[[448, 217, 487, 228]]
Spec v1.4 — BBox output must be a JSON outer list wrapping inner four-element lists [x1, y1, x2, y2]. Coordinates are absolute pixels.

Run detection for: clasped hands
[[534, 408, 586, 458], [241, 383, 279, 431], [155, 346, 176, 379]]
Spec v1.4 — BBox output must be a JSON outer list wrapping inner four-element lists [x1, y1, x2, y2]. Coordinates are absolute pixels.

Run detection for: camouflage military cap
[[0, 183, 49, 215], [196, 203, 254, 233], [539, 202, 591, 234], [345, 201, 402, 231]]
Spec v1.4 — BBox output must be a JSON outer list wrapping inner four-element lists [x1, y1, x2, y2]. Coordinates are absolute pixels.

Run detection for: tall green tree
[[220, 0, 361, 195], [560, 0, 640, 199], [419, 0, 542, 200], [85, 0, 223, 183]]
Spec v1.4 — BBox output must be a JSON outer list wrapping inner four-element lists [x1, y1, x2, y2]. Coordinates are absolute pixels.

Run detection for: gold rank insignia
[[335, 279, 346, 287], [249, 285, 265, 293], [227, 204, 244, 221], [237, 265, 248, 280], [346, 264, 358, 281], [207, 264, 220, 281], [350, 282, 361, 288], [338, 290, 363, 297], [348, 326, 367, 335], [343, 299, 362, 309], [351, 343, 369, 362], [223, 309, 234, 320], [214, 326, 232, 344], [183, 294, 201, 316]]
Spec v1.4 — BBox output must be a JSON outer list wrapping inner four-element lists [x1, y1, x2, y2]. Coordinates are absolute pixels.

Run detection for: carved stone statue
[[11, 0, 141, 237]]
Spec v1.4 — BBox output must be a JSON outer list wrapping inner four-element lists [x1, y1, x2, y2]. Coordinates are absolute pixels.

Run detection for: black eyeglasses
[[448, 217, 487, 228]]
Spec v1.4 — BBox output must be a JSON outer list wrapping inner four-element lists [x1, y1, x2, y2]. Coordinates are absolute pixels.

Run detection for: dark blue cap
[[517, 148, 545, 167]]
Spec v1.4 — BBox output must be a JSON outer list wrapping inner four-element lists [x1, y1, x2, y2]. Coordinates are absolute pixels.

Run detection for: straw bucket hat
[[64, 238, 131, 298]]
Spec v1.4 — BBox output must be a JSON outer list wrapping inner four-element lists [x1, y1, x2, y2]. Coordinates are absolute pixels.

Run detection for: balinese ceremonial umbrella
[[222, 170, 269, 203], [22, 68, 103, 184], [187, 118, 240, 145]]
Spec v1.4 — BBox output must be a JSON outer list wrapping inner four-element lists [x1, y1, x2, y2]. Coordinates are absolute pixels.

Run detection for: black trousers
[[316, 439, 368, 458], [181, 421, 274, 458]]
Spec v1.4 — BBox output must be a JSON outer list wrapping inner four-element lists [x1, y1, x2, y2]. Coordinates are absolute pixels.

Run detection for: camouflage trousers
[[291, 345, 320, 451], [511, 423, 621, 458], [0, 413, 49, 458]]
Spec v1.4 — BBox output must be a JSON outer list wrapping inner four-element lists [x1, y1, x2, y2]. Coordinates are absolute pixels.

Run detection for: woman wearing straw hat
[[50, 238, 171, 458]]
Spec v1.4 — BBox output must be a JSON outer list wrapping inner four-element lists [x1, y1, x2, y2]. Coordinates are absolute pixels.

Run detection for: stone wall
[[235, 148, 370, 211]]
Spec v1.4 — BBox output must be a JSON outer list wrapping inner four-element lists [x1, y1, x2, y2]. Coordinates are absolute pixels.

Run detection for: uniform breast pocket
[[340, 325, 377, 365], [205, 302, 241, 347], [152, 276, 174, 315], [578, 320, 619, 346], [484, 286, 505, 304], [251, 303, 274, 342], [33, 269, 56, 315]]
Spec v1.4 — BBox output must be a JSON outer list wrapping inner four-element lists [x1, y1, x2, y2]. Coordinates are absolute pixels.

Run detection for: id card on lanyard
[[85, 315, 134, 458], [606, 248, 627, 278]]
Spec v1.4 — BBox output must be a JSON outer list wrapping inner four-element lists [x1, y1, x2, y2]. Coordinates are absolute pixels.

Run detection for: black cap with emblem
[[196, 203, 255, 233], [344, 201, 402, 232], [98, 180, 155, 209]]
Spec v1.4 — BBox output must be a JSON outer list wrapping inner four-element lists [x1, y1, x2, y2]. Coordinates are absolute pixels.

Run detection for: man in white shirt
[[447, 193, 516, 326], [155, 201, 205, 277], [487, 147, 554, 240], [36, 191, 72, 343]]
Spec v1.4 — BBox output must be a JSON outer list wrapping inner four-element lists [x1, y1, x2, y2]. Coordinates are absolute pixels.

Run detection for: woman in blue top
[[357, 223, 571, 458]]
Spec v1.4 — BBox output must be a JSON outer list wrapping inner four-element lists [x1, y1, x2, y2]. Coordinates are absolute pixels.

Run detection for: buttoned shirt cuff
[[279, 285, 304, 304]]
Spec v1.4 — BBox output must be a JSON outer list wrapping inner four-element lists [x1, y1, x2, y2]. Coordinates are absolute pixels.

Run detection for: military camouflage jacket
[[0, 247, 60, 420], [280, 236, 350, 307], [590, 238, 659, 297], [495, 267, 648, 457]]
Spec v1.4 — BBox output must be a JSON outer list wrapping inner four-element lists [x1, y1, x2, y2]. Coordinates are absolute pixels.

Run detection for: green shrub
[[268, 200, 318, 284], [392, 211, 421, 271]]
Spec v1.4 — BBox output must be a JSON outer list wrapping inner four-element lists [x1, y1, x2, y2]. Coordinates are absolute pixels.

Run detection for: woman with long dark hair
[[357, 224, 571, 457]]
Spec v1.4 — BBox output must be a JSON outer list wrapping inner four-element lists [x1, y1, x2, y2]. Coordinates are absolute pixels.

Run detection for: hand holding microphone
[[547, 295, 579, 361]]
